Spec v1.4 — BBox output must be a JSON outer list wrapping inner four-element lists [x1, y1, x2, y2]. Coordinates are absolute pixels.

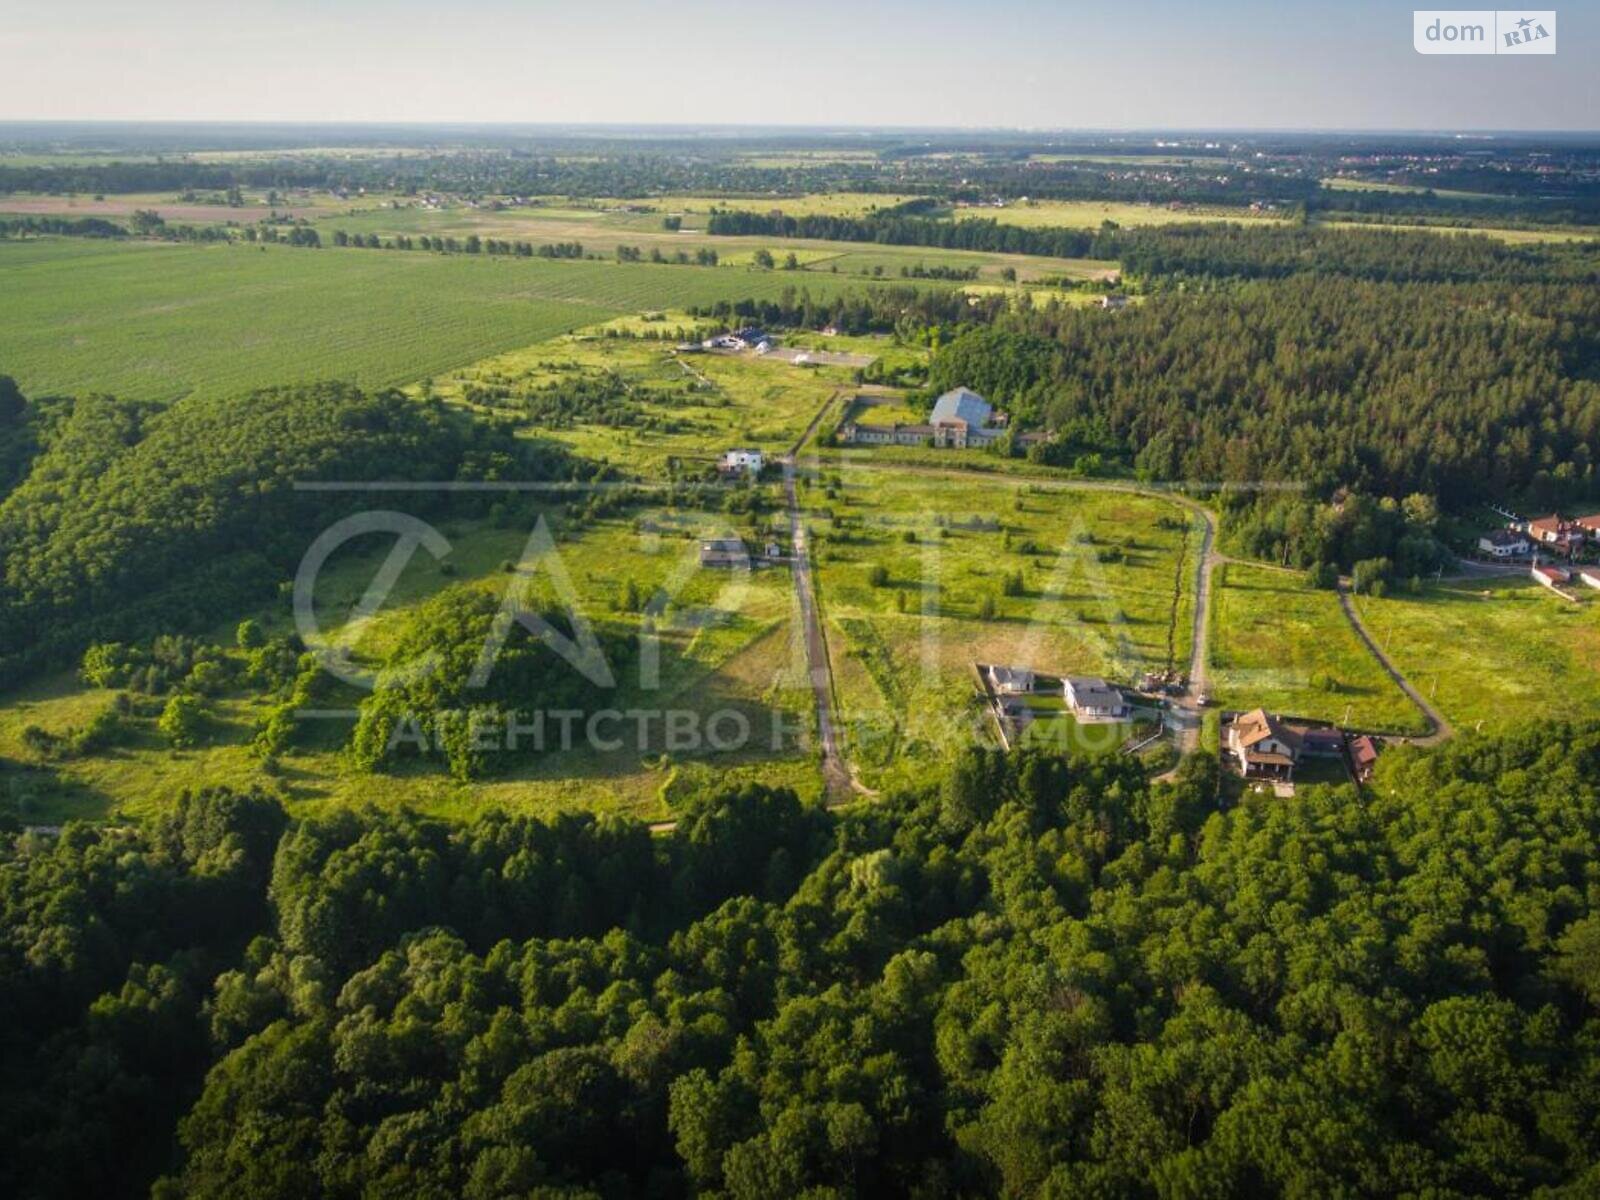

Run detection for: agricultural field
[[1208, 561, 1424, 734], [0, 499, 820, 826], [950, 198, 1282, 229], [0, 187, 375, 222], [0, 237, 874, 402], [801, 470, 1199, 789], [1352, 577, 1600, 732], [312, 200, 1120, 283]]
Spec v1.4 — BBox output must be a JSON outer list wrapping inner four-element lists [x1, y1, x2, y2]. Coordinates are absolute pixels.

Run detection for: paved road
[[1335, 579, 1455, 746]]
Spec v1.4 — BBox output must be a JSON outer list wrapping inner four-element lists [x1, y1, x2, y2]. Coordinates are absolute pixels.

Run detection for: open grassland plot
[[1320, 176, 1501, 200], [950, 198, 1283, 229], [0, 505, 821, 825], [1352, 578, 1600, 732], [663, 192, 928, 218], [1209, 561, 1423, 733], [427, 333, 857, 477], [802, 471, 1195, 787], [798, 245, 1117, 283], [0, 238, 874, 402]]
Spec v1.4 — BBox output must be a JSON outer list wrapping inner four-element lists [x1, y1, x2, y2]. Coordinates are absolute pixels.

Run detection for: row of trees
[[708, 209, 1598, 284]]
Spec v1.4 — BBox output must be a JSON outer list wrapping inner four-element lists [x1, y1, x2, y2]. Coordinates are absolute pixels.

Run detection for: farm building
[[1063, 676, 1129, 720], [1099, 294, 1130, 310], [1224, 708, 1302, 781], [837, 422, 936, 447], [698, 538, 750, 568], [1478, 529, 1531, 558], [928, 387, 1004, 449], [987, 665, 1035, 695]]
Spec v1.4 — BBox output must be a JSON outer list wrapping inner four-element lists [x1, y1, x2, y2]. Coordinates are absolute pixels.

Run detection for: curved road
[[1335, 579, 1454, 746]]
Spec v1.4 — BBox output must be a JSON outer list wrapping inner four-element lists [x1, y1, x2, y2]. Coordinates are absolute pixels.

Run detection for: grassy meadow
[[1208, 561, 1423, 734], [1352, 577, 1600, 733], [801, 470, 1198, 788]]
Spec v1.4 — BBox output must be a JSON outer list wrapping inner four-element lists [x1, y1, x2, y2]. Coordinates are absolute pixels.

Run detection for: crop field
[[310, 201, 1120, 283], [0, 188, 370, 222], [951, 198, 1282, 229], [802, 470, 1198, 788], [1353, 577, 1600, 732], [0, 502, 821, 825], [1208, 561, 1423, 734], [428, 335, 859, 475], [0, 237, 875, 402]]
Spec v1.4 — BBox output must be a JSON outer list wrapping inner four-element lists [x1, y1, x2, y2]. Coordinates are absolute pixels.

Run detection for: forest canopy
[[2, 726, 1600, 1197]]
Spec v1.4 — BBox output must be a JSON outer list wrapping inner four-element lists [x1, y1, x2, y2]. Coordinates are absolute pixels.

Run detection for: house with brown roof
[[1527, 515, 1585, 558], [1349, 735, 1380, 783], [1225, 707, 1302, 780]]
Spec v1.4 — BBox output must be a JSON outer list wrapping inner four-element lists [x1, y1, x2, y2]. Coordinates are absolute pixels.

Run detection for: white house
[[1226, 708, 1301, 781], [721, 449, 764, 475], [987, 665, 1035, 696], [1478, 529, 1531, 558], [1063, 676, 1129, 720]]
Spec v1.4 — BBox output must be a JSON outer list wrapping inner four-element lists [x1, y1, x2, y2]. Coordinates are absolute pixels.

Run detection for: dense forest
[[0, 379, 588, 680], [4, 725, 1600, 1197]]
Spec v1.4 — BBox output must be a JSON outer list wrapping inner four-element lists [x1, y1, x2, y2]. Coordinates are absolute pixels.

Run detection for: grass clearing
[[1209, 561, 1423, 733], [1352, 577, 1600, 731], [804, 470, 1195, 789]]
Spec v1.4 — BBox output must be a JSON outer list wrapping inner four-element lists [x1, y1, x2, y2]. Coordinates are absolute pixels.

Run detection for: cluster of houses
[[1478, 513, 1600, 561], [839, 387, 1008, 450], [985, 666, 1132, 722], [701, 327, 774, 354], [1222, 707, 1380, 786]]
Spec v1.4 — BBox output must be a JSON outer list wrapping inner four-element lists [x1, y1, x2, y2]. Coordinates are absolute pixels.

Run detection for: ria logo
[[1413, 10, 1556, 54]]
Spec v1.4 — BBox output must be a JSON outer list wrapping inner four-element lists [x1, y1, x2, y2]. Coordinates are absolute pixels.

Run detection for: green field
[[0, 237, 874, 402], [804, 470, 1198, 788], [1352, 578, 1600, 732], [1209, 561, 1423, 734], [427, 334, 857, 475]]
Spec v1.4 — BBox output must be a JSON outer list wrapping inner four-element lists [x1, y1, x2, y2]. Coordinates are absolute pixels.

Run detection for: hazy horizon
[[3, 1, 1595, 131]]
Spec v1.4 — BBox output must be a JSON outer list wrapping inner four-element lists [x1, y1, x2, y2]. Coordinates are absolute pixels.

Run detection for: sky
[[1, 0, 1595, 131]]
